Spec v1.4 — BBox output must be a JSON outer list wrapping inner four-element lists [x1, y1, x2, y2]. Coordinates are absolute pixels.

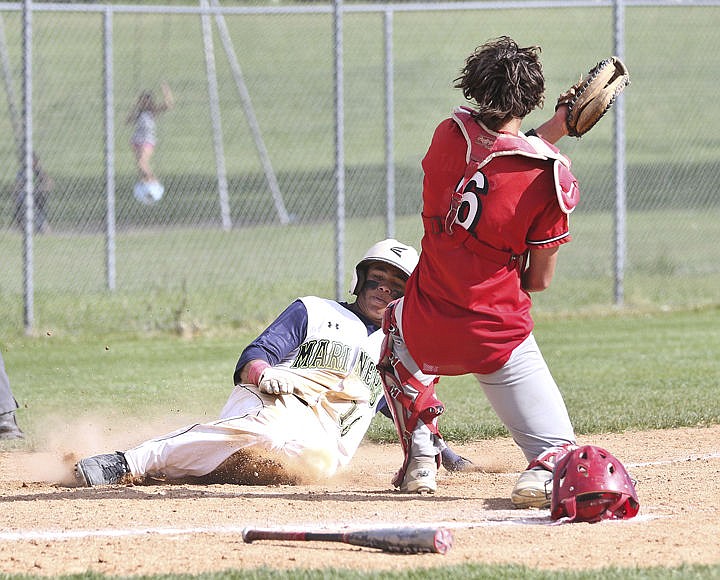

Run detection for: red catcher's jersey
[[402, 115, 574, 375]]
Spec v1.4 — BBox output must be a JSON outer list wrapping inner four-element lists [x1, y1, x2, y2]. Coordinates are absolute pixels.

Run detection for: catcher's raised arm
[[557, 56, 630, 137]]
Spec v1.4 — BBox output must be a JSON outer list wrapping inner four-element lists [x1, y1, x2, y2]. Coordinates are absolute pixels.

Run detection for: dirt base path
[[1, 425, 719, 576]]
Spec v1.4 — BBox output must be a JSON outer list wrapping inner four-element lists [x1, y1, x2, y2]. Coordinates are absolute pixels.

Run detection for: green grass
[[368, 305, 720, 442], [4, 305, 718, 451]]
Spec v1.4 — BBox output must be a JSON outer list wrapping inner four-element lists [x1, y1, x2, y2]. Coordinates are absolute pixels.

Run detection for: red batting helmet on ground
[[550, 445, 639, 523]]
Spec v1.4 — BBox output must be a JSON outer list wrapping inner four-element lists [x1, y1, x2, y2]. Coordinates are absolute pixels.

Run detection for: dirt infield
[[1, 425, 719, 576]]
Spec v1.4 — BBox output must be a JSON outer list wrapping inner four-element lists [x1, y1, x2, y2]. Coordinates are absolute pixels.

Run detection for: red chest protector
[[433, 107, 579, 243]]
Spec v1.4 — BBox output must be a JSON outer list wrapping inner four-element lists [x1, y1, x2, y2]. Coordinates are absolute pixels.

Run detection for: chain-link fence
[[1, 1, 719, 337]]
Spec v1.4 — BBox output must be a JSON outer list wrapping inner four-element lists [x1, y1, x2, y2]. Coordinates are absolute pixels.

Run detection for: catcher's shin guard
[[378, 302, 444, 488]]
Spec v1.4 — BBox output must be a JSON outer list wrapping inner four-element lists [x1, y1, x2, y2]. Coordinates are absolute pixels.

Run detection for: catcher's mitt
[[556, 56, 630, 137]]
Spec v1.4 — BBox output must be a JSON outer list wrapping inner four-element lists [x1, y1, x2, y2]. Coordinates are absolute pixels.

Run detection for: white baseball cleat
[[400, 457, 437, 494], [511, 468, 553, 508]]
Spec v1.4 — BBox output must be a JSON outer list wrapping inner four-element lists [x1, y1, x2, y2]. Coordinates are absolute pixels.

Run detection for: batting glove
[[258, 367, 298, 396]]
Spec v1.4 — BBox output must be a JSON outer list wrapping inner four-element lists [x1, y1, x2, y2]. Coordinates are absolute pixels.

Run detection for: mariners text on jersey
[[352, 349, 383, 406], [292, 339, 350, 373]]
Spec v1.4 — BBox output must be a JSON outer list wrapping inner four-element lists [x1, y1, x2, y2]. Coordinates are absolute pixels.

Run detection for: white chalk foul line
[[495, 450, 720, 478], [626, 450, 720, 468], [0, 513, 663, 543], [0, 525, 248, 542]]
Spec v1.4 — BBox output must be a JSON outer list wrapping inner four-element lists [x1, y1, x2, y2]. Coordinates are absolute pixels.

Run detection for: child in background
[[127, 82, 173, 204]]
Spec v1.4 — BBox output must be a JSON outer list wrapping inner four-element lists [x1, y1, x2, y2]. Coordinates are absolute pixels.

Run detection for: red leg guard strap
[[378, 302, 444, 487]]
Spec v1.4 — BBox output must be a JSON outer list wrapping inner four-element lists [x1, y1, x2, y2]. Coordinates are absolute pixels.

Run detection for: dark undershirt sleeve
[[233, 300, 309, 384]]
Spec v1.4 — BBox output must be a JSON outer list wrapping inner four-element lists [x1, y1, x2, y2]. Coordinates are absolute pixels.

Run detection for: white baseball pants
[[123, 385, 343, 481]]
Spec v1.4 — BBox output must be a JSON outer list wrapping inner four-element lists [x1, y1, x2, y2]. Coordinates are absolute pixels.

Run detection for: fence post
[[383, 9, 395, 239], [210, 0, 289, 226], [200, 0, 232, 231], [21, 0, 34, 334], [104, 7, 116, 292], [613, 0, 627, 306], [333, 0, 345, 300]]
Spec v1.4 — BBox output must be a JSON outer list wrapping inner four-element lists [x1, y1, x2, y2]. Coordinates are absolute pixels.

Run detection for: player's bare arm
[[521, 246, 559, 292], [531, 106, 570, 144]]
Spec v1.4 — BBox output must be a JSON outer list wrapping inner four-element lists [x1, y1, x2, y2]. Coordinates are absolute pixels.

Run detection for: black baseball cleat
[[75, 452, 131, 486]]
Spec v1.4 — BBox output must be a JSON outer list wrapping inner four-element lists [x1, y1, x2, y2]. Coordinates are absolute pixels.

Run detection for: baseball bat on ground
[[242, 526, 453, 554]]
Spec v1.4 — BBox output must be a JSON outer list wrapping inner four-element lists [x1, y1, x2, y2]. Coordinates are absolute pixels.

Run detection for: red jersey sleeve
[[526, 172, 572, 249]]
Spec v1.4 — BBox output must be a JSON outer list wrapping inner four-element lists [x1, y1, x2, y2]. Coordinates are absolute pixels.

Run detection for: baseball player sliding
[[74, 239, 468, 486]]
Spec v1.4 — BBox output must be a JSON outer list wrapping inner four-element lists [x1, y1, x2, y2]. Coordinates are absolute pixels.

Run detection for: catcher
[[377, 37, 629, 505], [74, 239, 469, 487]]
